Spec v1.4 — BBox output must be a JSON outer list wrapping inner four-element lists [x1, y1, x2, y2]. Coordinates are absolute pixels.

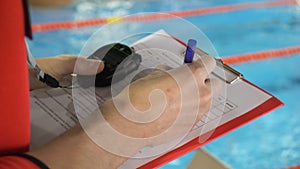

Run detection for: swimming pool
[[28, 0, 300, 168]]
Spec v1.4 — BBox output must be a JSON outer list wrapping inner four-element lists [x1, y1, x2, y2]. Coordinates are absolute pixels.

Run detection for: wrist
[[99, 100, 150, 139], [99, 99, 171, 147]]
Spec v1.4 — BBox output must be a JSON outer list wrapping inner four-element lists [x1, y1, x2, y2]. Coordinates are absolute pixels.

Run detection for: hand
[[90, 54, 221, 156], [29, 55, 104, 90]]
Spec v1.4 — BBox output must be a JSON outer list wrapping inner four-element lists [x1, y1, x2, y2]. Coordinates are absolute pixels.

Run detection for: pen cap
[[184, 39, 197, 63], [188, 39, 197, 49]]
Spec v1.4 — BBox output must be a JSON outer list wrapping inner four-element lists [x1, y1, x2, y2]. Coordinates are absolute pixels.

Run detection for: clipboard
[[123, 30, 283, 169], [138, 90, 282, 169]]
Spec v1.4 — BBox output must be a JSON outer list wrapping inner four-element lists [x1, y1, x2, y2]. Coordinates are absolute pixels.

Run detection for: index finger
[[187, 54, 216, 80], [197, 54, 216, 75]]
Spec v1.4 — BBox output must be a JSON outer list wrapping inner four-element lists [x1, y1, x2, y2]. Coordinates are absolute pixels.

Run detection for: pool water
[[28, 0, 300, 168]]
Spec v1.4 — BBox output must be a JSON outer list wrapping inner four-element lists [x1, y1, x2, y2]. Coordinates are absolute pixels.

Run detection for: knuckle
[[200, 87, 212, 104], [188, 62, 206, 75]]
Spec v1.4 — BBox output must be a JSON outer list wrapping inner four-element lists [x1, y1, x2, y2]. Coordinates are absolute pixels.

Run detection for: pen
[[184, 39, 197, 63]]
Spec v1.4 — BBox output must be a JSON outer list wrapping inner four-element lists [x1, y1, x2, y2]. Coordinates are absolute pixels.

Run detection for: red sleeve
[[0, 156, 40, 169], [0, 0, 30, 154]]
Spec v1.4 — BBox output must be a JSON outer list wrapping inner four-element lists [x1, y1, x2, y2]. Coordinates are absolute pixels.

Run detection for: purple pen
[[184, 39, 197, 63]]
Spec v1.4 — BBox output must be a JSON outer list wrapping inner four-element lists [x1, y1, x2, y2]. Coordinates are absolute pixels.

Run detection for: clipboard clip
[[194, 48, 244, 84]]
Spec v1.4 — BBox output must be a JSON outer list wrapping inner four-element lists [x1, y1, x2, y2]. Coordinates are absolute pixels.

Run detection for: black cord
[[10, 153, 49, 169], [38, 73, 60, 88]]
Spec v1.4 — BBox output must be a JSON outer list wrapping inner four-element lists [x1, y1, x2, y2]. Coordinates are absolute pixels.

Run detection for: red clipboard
[[137, 35, 284, 169], [138, 81, 283, 169]]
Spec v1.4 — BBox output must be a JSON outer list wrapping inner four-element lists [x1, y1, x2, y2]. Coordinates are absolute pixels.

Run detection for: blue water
[[28, 1, 300, 168]]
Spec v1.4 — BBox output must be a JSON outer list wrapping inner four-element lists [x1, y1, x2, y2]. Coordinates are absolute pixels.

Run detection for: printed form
[[30, 30, 271, 168]]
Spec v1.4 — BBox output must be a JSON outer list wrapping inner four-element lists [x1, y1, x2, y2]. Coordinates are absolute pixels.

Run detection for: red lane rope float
[[286, 165, 300, 169], [126, 0, 297, 22], [222, 45, 300, 65], [31, 0, 298, 32]]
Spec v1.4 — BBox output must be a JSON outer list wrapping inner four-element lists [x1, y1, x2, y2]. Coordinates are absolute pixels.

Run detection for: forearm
[[28, 124, 127, 169], [27, 101, 146, 169]]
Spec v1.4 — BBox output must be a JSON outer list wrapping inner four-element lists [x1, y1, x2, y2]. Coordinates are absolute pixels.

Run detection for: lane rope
[[286, 165, 300, 169], [31, 0, 297, 32], [222, 45, 300, 64], [30, 0, 300, 64]]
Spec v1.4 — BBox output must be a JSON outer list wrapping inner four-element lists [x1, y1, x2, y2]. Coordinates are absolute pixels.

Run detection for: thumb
[[73, 57, 105, 75]]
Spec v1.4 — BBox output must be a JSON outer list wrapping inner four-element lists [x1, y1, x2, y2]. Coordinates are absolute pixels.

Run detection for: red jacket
[[0, 0, 40, 168], [0, 0, 30, 155]]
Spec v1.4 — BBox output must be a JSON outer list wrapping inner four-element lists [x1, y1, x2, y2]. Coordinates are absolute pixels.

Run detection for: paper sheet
[[30, 30, 271, 168]]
